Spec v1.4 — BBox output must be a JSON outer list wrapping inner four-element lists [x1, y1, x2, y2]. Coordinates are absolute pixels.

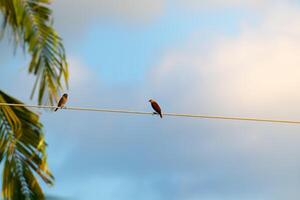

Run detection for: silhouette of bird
[[149, 99, 162, 118], [55, 93, 68, 112]]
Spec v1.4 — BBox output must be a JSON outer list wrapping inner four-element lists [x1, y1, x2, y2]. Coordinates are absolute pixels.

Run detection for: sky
[[2, 0, 300, 199]]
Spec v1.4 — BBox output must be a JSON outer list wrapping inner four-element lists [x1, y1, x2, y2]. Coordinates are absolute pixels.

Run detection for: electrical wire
[[0, 103, 299, 124]]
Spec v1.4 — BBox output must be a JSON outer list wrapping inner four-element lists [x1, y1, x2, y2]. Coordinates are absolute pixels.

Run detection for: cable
[[0, 103, 299, 124]]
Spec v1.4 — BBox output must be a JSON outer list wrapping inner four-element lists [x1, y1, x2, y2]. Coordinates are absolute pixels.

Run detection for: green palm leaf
[[0, 90, 54, 200], [0, 0, 68, 105], [0, 0, 68, 198]]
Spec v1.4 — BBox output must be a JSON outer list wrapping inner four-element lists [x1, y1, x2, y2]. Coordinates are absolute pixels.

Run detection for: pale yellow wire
[[0, 103, 299, 124]]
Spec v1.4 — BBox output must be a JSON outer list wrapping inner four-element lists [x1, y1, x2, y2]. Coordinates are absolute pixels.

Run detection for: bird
[[149, 99, 162, 118], [55, 93, 68, 112]]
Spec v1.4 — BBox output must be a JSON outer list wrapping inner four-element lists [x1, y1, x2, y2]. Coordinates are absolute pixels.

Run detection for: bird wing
[[57, 96, 66, 107], [151, 101, 161, 114]]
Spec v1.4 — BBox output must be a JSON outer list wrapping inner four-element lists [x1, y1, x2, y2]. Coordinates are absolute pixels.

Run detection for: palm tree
[[0, 0, 68, 199]]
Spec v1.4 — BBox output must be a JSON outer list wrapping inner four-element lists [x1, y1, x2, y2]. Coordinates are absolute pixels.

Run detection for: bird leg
[[152, 112, 158, 115]]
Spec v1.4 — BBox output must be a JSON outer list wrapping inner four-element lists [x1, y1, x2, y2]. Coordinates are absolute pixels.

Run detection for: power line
[[0, 103, 299, 124]]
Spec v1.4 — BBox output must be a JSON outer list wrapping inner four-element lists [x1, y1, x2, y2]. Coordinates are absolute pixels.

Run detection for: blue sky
[[2, 0, 300, 199]]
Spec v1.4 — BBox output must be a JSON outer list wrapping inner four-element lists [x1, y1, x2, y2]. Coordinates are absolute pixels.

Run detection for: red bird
[[149, 99, 162, 118], [55, 93, 68, 112]]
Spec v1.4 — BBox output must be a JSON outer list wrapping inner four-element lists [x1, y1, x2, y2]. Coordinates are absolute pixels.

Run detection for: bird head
[[63, 93, 68, 98], [149, 99, 154, 103]]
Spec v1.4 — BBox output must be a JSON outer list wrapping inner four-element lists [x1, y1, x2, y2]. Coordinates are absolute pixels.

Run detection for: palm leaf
[[0, 0, 68, 105], [0, 90, 53, 200]]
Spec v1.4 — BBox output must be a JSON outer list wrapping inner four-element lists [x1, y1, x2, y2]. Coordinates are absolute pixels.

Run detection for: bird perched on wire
[[149, 99, 162, 118], [55, 93, 68, 112]]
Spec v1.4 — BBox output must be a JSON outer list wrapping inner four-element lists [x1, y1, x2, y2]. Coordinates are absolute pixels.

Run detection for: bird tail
[[54, 107, 58, 112], [160, 113, 163, 118]]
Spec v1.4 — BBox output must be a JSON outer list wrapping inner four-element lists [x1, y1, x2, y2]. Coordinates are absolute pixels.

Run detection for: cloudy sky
[[2, 0, 300, 199]]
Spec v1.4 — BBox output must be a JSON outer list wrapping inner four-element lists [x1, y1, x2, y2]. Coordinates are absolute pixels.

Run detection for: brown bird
[[55, 93, 68, 112], [149, 99, 162, 118]]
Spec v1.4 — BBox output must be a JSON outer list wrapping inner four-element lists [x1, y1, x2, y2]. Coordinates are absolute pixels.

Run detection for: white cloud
[[175, 0, 278, 9], [52, 0, 164, 35], [149, 3, 300, 117], [67, 58, 93, 87], [50, 0, 279, 38]]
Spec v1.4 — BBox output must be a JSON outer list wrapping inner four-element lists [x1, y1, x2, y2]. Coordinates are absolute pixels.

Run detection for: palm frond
[[0, 0, 68, 105], [0, 90, 53, 200]]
